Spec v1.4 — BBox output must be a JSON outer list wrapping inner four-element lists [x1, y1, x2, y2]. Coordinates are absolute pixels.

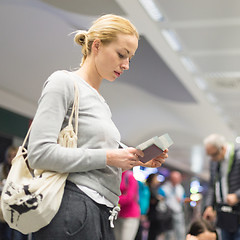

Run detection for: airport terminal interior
[[1, 0, 240, 240]]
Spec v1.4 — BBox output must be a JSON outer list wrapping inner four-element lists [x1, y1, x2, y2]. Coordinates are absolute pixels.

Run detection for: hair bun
[[74, 30, 88, 46]]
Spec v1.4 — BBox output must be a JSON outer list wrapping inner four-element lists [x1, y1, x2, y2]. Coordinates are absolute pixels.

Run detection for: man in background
[[203, 134, 240, 240]]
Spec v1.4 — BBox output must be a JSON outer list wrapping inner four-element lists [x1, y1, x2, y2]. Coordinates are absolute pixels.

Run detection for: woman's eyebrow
[[124, 48, 130, 54], [122, 48, 135, 58]]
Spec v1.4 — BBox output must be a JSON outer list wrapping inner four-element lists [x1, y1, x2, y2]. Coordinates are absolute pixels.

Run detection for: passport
[[117, 133, 173, 163]]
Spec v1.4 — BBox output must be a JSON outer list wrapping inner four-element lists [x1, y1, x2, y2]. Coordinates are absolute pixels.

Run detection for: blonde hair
[[74, 14, 139, 66]]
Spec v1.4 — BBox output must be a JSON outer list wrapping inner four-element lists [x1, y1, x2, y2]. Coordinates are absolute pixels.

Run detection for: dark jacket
[[205, 146, 240, 209]]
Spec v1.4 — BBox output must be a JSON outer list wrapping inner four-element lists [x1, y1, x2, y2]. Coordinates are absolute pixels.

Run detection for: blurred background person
[[0, 146, 29, 240], [114, 169, 141, 240], [0, 146, 17, 183], [186, 218, 218, 240], [135, 178, 151, 240], [146, 173, 173, 240], [159, 171, 186, 240], [203, 134, 240, 240]]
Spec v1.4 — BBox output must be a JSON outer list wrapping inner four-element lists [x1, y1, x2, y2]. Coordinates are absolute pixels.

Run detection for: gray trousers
[[33, 181, 115, 240], [164, 212, 185, 240]]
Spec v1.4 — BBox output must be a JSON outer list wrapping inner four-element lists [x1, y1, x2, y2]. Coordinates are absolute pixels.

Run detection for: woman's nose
[[121, 59, 130, 70]]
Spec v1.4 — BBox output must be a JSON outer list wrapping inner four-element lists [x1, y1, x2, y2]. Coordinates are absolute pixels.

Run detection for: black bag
[[216, 203, 240, 233], [155, 200, 173, 231]]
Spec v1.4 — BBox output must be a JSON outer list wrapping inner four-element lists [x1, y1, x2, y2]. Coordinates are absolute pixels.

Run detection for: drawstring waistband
[[65, 181, 120, 228], [108, 206, 120, 228]]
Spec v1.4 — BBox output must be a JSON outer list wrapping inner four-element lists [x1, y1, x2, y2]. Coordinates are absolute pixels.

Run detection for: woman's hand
[[227, 193, 239, 206], [138, 149, 168, 168], [106, 147, 143, 170], [202, 206, 216, 222]]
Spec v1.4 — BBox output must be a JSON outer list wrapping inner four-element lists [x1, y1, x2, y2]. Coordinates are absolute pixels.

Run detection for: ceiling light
[[161, 29, 181, 51], [205, 72, 240, 79], [236, 137, 240, 144], [138, 0, 164, 22], [214, 105, 223, 114], [180, 57, 197, 73], [194, 77, 207, 90], [206, 92, 217, 103], [191, 145, 204, 173], [190, 193, 202, 202], [223, 115, 230, 123]]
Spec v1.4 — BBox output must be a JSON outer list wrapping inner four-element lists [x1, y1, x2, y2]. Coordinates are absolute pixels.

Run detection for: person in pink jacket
[[114, 170, 141, 240]]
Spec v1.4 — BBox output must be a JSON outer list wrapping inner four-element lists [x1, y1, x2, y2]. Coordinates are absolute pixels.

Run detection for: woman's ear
[[92, 39, 101, 54]]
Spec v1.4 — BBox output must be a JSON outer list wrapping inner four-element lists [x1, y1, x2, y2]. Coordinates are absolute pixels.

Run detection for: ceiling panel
[[156, 0, 240, 21], [121, 36, 196, 103], [176, 26, 240, 51], [0, 2, 82, 103], [193, 55, 240, 72], [41, 0, 126, 16], [213, 91, 240, 103], [206, 78, 240, 92]]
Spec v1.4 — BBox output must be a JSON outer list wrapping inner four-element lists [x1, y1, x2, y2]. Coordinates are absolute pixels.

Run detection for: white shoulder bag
[[1, 78, 79, 234]]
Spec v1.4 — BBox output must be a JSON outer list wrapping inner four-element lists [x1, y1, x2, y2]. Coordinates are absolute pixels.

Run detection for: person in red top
[[114, 170, 141, 240]]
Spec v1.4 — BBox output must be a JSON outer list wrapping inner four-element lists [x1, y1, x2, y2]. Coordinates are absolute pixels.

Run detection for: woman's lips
[[114, 71, 121, 77]]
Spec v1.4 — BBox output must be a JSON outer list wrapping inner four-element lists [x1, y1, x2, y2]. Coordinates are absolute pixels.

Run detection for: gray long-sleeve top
[[28, 70, 122, 205]]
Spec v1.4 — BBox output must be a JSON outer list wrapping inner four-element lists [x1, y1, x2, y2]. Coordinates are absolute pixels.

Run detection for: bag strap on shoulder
[[22, 71, 79, 148], [67, 78, 79, 135]]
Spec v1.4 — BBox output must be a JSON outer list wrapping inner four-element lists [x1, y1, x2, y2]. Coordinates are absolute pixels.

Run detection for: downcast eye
[[118, 53, 124, 59]]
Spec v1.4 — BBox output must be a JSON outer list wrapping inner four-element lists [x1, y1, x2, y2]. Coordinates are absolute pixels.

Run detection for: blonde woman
[[28, 14, 168, 240]]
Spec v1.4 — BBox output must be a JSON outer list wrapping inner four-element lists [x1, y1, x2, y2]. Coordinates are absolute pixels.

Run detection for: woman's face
[[186, 231, 217, 240], [197, 231, 217, 240], [150, 175, 160, 188], [94, 33, 138, 81]]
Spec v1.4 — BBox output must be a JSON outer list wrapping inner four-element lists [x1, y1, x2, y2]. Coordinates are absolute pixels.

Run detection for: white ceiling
[[1, 0, 240, 180]]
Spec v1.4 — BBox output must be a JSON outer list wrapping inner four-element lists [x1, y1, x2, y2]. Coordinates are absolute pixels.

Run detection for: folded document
[[117, 133, 173, 163]]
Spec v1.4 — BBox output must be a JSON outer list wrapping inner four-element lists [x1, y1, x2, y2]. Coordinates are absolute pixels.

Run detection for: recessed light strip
[[161, 29, 181, 51], [194, 77, 207, 90], [180, 56, 197, 73], [138, 0, 164, 22]]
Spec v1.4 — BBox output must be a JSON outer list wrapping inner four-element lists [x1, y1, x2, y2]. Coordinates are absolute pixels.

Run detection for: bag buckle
[[221, 205, 233, 213]]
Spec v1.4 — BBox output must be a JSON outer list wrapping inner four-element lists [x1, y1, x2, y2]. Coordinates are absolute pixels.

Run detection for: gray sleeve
[[28, 71, 106, 173]]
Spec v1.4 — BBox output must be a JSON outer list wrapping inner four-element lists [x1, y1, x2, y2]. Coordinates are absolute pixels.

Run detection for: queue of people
[[0, 143, 220, 240], [112, 168, 220, 240], [112, 170, 185, 240]]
